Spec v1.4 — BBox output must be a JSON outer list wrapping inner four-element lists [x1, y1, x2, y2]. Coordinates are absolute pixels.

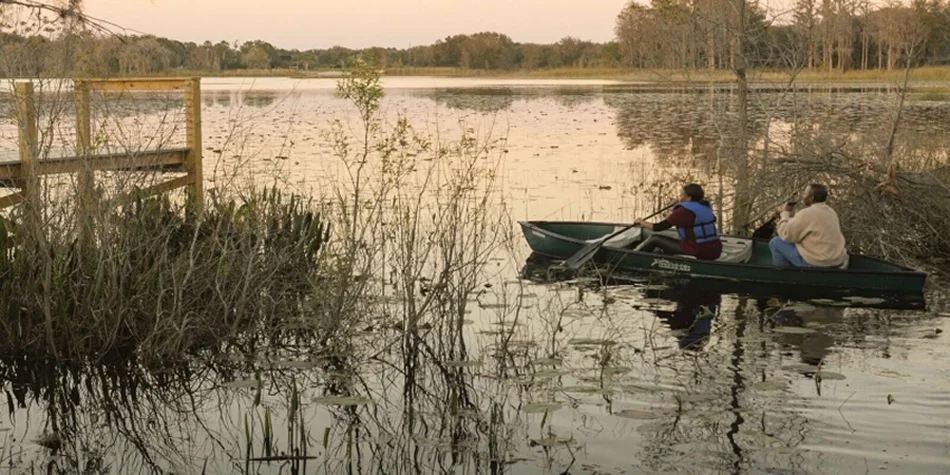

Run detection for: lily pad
[[616, 409, 660, 419], [562, 385, 615, 395], [573, 345, 601, 353], [530, 436, 574, 447], [782, 303, 816, 313], [312, 396, 372, 406], [412, 436, 451, 448], [772, 326, 817, 335], [568, 338, 617, 346], [772, 446, 805, 455], [781, 364, 820, 373], [272, 361, 318, 370], [505, 340, 538, 349], [533, 369, 570, 379], [752, 381, 787, 392], [220, 379, 261, 389], [843, 296, 886, 305], [530, 358, 564, 366], [877, 369, 909, 378], [677, 393, 717, 402], [817, 371, 846, 381], [444, 360, 483, 368], [490, 321, 525, 327], [522, 402, 564, 413], [622, 383, 687, 394], [478, 330, 508, 336], [505, 375, 541, 385], [636, 422, 666, 435]]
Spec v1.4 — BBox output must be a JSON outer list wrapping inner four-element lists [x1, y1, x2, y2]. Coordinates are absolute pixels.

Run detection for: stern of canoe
[[519, 221, 601, 258]]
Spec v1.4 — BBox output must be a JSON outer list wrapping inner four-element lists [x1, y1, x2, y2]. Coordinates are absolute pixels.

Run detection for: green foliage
[[0, 188, 330, 360], [336, 56, 383, 123]]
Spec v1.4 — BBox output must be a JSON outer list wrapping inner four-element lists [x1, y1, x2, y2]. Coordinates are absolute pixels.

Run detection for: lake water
[[1, 77, 949, 474]]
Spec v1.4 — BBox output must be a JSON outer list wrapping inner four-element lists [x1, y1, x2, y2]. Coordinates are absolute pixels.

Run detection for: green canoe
[[519, 221, 928, 294]]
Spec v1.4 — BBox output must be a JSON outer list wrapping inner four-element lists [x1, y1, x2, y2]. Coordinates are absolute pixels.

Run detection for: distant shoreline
[[133, 66, 950, 87], [9, 66, 950, 94]]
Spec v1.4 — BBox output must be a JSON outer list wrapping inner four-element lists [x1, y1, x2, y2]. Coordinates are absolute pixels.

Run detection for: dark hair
[[683, 183, 711, 207], [808, 184, 828, 203]]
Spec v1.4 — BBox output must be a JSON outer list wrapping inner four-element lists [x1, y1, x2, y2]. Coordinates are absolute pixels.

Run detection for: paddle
[[562, 203, 675, 270]]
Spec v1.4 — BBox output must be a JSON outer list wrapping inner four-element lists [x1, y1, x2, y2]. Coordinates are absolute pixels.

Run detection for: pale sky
[[84, 0, 628, 50]]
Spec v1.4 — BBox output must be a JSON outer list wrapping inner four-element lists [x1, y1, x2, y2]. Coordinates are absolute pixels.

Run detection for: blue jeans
[[769, 237, 811, 267]]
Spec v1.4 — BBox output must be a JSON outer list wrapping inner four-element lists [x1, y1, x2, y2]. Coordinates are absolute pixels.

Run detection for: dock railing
[[1, 77, 203, 210]]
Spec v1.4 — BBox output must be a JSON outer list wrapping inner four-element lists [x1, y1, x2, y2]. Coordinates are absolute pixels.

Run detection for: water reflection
[[242, 91, 278, 108], [429, 89, 516, 113], [0, 254, 942, 474], [603, 90, 950, 166], [519, 252, 943, 473], [768, 303, 843, 366], [201, 90, 278, 109], [651, 287, 720, 350]]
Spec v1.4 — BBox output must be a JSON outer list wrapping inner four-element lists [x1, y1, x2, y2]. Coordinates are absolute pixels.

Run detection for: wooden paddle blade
[[562, 222, 643, 270], [563, 240, 605, 270]]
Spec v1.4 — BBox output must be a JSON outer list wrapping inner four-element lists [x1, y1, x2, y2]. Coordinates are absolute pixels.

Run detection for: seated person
[[634, 184, 723, 261], [769, 184, 847, 268]]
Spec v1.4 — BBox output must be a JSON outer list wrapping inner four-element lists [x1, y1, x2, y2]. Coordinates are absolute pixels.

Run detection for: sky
[[83, 0, 629, 49]]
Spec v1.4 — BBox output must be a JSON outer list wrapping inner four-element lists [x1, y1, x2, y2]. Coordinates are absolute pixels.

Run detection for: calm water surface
[[0, 77, 948, 474]]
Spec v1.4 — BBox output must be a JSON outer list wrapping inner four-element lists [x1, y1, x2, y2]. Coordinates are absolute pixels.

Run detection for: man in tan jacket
[[769, 184, 847, 267]]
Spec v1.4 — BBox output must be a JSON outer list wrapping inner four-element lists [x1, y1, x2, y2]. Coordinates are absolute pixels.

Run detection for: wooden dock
[[2, 78, 204, 209]]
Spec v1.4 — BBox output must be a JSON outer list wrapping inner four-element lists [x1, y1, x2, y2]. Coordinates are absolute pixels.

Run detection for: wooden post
[[75, 81, 94, 245], [15, 82, 37, 198], [183, 77, 203, 209], [75, 81, 92, 162]]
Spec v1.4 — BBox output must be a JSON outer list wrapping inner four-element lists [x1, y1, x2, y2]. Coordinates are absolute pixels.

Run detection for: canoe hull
[[519, 221, 928, 294]]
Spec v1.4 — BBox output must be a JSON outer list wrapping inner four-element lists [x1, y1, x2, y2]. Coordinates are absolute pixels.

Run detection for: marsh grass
[[1, 0, 508, 366], [0, 187, 331, 359], [0, 56, 507, 364]]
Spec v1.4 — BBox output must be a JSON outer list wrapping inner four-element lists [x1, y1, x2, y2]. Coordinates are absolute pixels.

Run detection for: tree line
[[1, 0, 948, 77], [0, 31, 621, 76], [617, 0, 950, 71]]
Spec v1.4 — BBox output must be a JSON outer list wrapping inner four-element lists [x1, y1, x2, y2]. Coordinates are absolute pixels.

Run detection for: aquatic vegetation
[[522, 401, 564, 413], [0, 188, 330, 359]]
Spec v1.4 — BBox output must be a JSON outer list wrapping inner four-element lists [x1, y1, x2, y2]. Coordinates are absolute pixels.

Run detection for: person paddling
[[634, 184, 723, 260]]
